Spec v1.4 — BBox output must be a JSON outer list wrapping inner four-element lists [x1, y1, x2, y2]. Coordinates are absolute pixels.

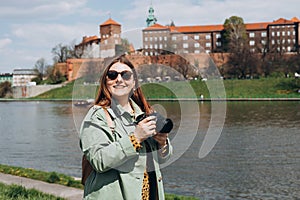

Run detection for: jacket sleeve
[[157, 138, 173, 164], [80, 107, 138, 173]]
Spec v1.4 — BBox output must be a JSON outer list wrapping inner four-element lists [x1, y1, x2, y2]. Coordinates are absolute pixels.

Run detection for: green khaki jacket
[[80, 99, 173, 200]]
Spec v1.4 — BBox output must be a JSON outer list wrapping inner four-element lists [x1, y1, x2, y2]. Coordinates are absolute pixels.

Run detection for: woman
[[79, 55, 172, 200]]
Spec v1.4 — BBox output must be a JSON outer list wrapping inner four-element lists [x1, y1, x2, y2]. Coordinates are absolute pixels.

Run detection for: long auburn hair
[[94, 55, 152, 115]]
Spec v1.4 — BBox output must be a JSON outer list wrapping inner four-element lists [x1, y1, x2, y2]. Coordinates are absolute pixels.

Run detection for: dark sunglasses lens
[[107, 71, 118, 80], [121, 72, 132, 80]]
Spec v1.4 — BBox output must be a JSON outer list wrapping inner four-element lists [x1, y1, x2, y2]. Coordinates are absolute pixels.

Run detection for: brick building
[[142, 15, 300, 55], [75, 18, 122, 59]]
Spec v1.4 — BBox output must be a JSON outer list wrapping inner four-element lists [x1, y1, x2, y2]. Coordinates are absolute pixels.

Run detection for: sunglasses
[[107, 70, 133, 81]]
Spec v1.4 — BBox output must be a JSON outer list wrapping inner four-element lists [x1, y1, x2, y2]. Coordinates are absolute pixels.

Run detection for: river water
[[0, 101, 299, 199]]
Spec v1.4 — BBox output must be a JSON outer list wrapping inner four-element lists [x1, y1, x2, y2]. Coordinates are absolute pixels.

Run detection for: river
[[0, 100, 299, 199]]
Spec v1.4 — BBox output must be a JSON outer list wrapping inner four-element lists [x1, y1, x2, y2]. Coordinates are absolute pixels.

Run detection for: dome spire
[[146, 3, 157, 27]]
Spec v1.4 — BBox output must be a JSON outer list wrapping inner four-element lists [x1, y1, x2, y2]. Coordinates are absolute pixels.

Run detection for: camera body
[[135, 112, 173, 134]]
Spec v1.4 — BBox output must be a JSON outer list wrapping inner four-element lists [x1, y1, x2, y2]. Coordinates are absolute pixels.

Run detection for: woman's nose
[[116, 74, 123, 82]]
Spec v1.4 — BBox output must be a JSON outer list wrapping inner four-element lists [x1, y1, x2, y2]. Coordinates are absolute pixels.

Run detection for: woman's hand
[[153, 133, 168, 148], [134, 115, 157, 143]]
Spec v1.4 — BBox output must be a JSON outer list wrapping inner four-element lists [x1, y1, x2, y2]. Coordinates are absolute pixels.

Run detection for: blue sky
[[0, 0, 299, 73]]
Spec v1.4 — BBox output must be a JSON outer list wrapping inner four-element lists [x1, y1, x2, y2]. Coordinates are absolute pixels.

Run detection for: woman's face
[[106, 62, 135, 101]]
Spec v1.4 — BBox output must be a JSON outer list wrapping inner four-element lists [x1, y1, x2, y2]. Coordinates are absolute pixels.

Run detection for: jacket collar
[[109, 98, 144, 121]]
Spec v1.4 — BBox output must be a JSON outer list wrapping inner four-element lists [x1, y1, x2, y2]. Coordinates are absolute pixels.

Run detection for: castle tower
[[146, 5, 157, 27], [99, 18, 121, 58]]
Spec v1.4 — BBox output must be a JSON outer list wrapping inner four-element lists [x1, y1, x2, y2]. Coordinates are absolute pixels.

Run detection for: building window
[[194, 50, 200, 53], [183, 43, 189, 48], [261, 32, 267, 37], [194, 35, 199, 40], [159, 44, 163, 49], [164, 36, 167, 41], [277, 32, 280, 37], [249, 32, 255, 38], [159, 36, 162, 41], [154, 44, 158, 49], [194, 43, 200, 48], [261, 40, 266, 45], [150, 37, 153, 41], [183, 35, 188, 40], [205, 34, 211, 40], [216, 42, 221, 46], [287, 31, 291, 36], [205, 42, 211, 47], [282, 32, 285, 36], [287, 46, 291, 52], [249, 40, 255, 46], [205, 50, 211, 53], [172, 36, 176, 41], [145, 37, 148, 41], [150, 44, 153, 49], [216, 34, 221, 38], [145, 45, 148, 49], [272, 32, 275, 36], [173, 44, 177, 48]]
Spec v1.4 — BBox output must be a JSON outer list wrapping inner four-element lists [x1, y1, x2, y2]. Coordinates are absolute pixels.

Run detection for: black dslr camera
[[135, 112, 173, 133]]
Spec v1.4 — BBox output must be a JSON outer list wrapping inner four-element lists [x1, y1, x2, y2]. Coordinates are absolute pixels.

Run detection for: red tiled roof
[[271, 18, 295, 24], [291, 17, 300, 22], [143, 17, 300, 33], [170, 24, 224, 33], [245, 22, 270, 30], [101, 18, 120, 26], [144, 23, 169, 30], [83, 35, 99, 43]]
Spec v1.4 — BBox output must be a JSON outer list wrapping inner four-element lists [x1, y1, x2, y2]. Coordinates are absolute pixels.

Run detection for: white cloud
[[0, 0, 88, 20], [11, 23, 96, 47], [0, 38, 12, 49]]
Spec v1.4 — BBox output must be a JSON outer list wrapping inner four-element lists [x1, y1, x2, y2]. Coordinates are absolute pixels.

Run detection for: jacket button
[[158, 176, 163, 182]]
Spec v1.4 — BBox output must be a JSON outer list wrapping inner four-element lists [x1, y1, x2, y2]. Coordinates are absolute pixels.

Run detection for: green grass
[[0, 164, 83, 189], [0, 183, 65, 200], [0, 164, 199, 200], [32, 77, 300, 100]]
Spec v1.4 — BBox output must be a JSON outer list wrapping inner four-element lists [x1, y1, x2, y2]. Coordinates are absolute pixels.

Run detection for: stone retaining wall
[[13, 84, 63, 98]]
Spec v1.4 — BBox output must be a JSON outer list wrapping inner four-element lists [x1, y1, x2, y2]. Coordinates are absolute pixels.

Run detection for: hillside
[[32, 78, 300, 100]]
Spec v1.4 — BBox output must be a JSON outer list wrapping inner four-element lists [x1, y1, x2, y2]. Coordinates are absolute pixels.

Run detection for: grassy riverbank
[[30, 77, 300, 100], [0, 183, 64, 200], [0, 164, 199, 200]]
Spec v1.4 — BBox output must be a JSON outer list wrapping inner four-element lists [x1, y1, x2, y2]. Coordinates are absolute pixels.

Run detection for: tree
[[116, 38, 131, 55], [222, 16, 259, 78], [0, 81, 12, 98], [52, 42, 77, 63], [222, 16, 247, 52]]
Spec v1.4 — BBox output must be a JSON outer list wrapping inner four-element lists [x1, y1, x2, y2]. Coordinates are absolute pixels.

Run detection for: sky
[[0, 0, 299, 73]]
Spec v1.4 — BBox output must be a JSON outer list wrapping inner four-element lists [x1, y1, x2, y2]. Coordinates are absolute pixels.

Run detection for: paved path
[[0, 173, 83, 200]]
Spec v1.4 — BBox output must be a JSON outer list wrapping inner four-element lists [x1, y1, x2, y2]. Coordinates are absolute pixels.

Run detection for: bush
[[0, 81, 12, 98], [47, 172, 60, 183]]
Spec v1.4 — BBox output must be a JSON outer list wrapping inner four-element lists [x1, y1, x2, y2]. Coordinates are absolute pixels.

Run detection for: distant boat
[[74, 99, 94, 107]]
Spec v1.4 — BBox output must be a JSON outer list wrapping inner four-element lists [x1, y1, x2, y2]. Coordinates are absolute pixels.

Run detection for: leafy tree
[[48, 70, 66, 84], [222, 16, 259, 78], [0, 81, 12, 98], [116, 38, 131, 55], [222, 16, 247, 52]]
